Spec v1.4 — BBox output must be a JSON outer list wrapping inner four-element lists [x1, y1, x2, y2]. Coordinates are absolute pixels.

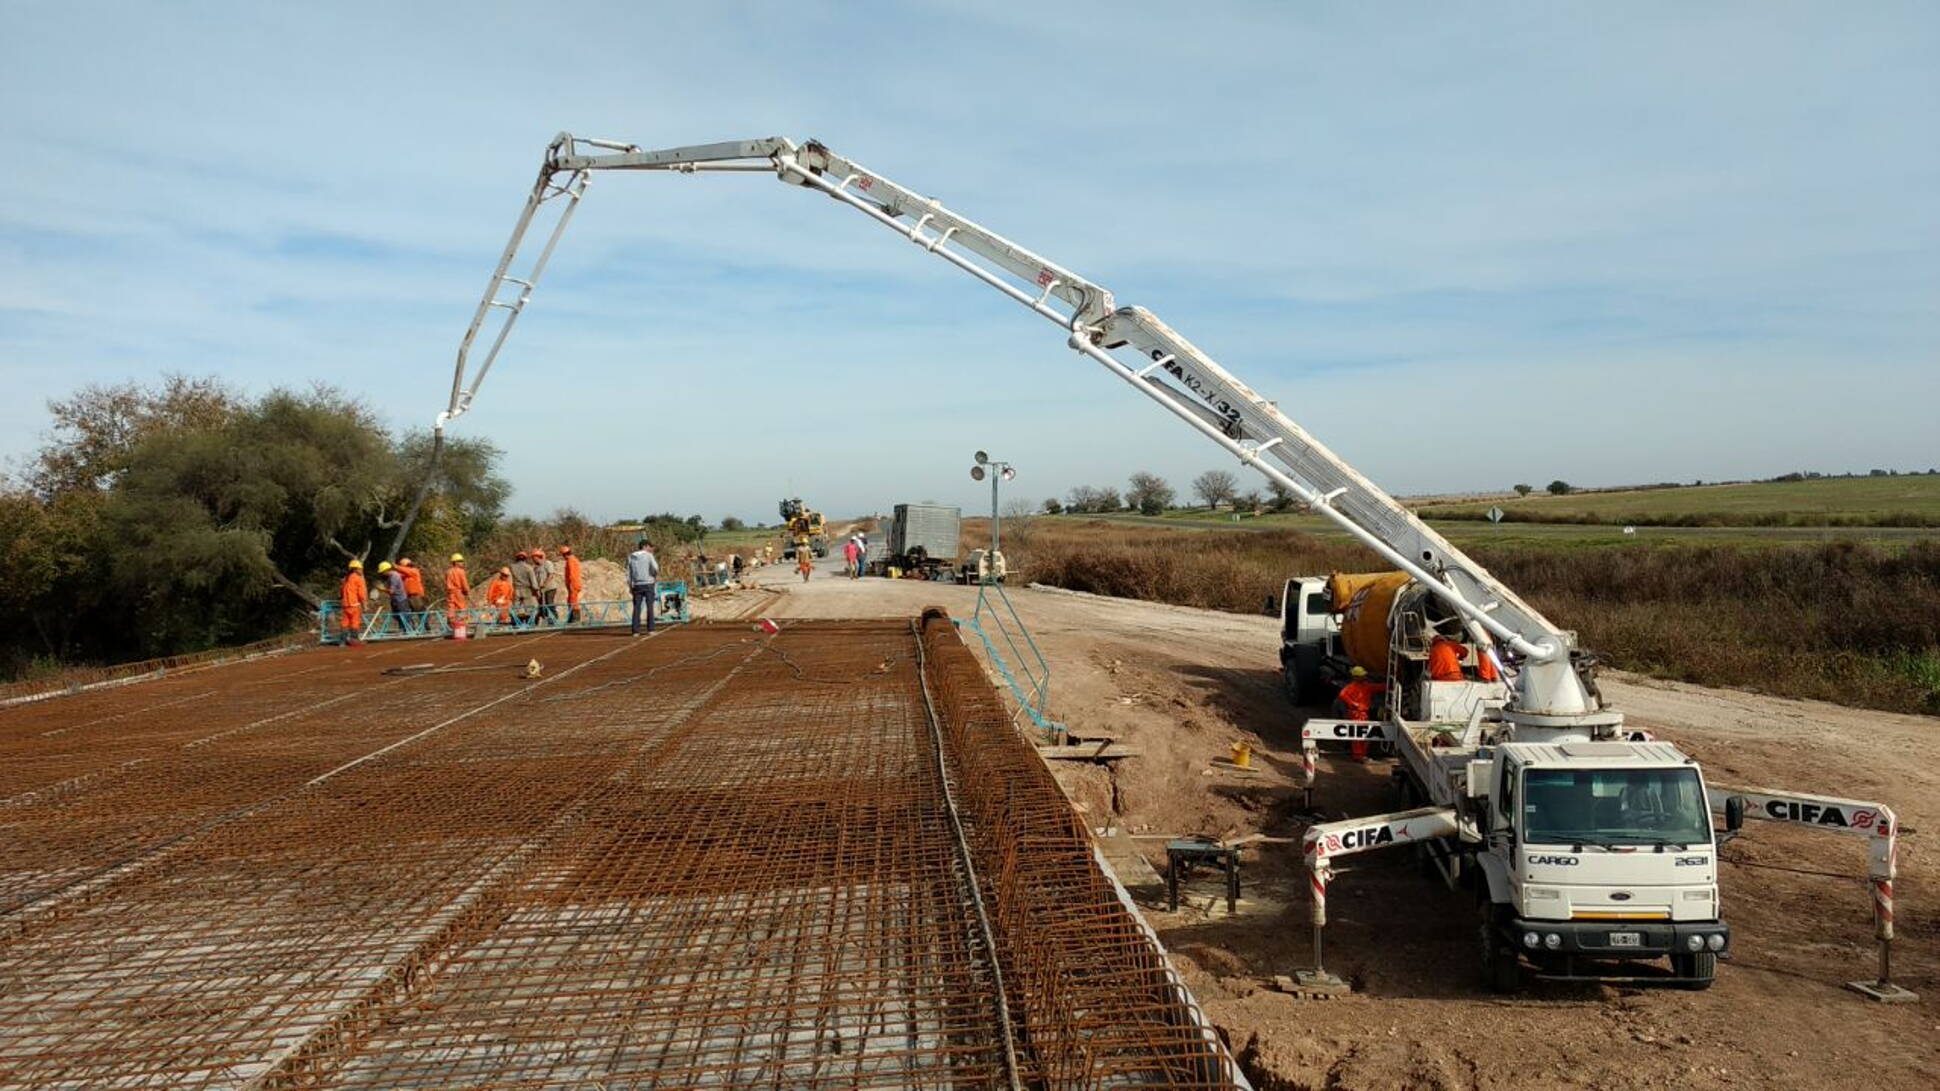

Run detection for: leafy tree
[[1042, 497, 1064, 515], [26, 375, 240, 498], [1546, 480, 1574, 496], [1126, 472, 1175, 516], [0, 378, 514, 670], [0, 489, 109, 662], [1513, 483, 1533, 497], [1192, 469, 1237, 509], [1265, 480, 1299, 512], [1237, 489, 1264, 513], [638, 513, 707, 547], [720, 516, 746, 532]]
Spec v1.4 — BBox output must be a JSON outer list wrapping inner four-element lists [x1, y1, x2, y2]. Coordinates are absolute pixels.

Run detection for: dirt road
[[732, 563, 1939, 1090]]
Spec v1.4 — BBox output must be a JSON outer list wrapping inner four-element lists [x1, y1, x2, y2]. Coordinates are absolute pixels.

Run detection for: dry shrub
[[1004, 523, 1940, 715]]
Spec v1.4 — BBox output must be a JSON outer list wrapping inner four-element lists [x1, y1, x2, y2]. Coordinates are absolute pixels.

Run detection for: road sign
[[1486, 506, 1505, 524]]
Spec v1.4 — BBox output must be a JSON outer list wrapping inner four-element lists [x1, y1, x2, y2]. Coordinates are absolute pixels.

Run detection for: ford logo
[[1610, 892, 1632, 901]]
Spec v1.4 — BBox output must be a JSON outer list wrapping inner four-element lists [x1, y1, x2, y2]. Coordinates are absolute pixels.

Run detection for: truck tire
[[1281, 662, 1303, 705], [1672, 951, 1716, 991], [1479, 905, 1521, 994], [1291, 644, 1323, 706]]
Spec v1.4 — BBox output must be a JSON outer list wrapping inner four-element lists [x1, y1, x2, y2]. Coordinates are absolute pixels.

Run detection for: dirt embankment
[[736, 565, 1939, 1090]]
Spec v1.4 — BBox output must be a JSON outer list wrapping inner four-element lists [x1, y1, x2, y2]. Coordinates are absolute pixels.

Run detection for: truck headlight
[[1681, 889, 1714, 902], [1525, 887, 1561, 901], [1543, 933, 1562, 950], [1706, 934, 1726, 952], [1522, 932, 1540, 948], [1685, 934, 1705, 952]]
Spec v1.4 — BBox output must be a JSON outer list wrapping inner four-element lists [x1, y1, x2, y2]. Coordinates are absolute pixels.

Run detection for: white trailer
[[421, 129, 1913, 1002]]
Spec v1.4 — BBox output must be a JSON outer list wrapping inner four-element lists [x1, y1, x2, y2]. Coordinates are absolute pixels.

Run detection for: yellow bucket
[[1229, 741, 1251, 768]]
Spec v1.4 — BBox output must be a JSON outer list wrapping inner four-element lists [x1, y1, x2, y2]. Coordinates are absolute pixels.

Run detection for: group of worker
[[335, 546, 587, 645], [839, 532, 869, 579], [1331, 629, 1501, 760]]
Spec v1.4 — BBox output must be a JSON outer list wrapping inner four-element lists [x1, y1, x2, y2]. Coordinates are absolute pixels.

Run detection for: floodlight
[[1000, 467, 1016, 481], [974, 450, 989, 465], [970, 465, 987, 481]]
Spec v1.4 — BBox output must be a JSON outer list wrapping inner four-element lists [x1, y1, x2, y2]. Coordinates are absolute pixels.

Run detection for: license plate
[[1608, 931, 1643, 948]]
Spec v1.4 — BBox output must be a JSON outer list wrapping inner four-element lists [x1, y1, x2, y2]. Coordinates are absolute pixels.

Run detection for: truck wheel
[[1281, 663, 1303, 705], [1479, 906, 1521, 994], [1672, 951, 1716, 991]]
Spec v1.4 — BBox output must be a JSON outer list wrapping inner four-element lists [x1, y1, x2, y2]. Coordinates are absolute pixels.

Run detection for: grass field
[[1416, 474, 1940, 527], [978, 517, 1940, 716], [1065, 509, 1939, 549]]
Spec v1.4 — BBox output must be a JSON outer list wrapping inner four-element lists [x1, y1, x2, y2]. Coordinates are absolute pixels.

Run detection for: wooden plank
[[1036, 743, 1141, 761]]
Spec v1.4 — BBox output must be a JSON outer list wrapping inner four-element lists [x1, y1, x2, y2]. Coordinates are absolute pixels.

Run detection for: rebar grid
[[0, 632, 606, 919], [0, 619, 1242, 1089], [917, 609, 1242, 1088]]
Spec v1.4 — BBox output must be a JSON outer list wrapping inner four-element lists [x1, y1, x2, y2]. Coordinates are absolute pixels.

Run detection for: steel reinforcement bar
[[0, 617, 1244, 1089]]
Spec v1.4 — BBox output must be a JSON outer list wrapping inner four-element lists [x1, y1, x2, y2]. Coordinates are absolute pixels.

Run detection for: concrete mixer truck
[[1280, 571, 1514, 724]]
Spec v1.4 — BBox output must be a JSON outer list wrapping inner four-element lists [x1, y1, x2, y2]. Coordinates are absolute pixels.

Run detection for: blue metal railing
[[959, 580, 1063, 738], [318, 582, 690, 644]]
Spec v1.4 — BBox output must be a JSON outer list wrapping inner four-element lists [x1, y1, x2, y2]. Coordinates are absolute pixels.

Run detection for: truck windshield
[[1521, 767, 1711, 847]]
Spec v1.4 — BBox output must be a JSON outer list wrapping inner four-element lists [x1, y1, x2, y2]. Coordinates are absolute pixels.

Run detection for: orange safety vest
[[1427, 638, 1466, 682], [1476, 646, 1500, 681], [340, 571, 368, 608], [399, 563, 425, 597], [445, 565, 471, 604], [564, 555, 583, 596], [1337, 679, 1387, 720]]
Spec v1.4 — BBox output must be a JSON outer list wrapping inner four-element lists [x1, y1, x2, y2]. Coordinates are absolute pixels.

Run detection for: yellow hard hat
[[348, 559, 362, 570], [450, 552, 464, 562], [377, 561, 393, 573], [1349, 665, 1368, 678]]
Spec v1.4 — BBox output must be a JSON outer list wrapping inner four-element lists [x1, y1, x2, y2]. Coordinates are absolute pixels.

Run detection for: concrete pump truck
[[419, 131, 1911, 1002]]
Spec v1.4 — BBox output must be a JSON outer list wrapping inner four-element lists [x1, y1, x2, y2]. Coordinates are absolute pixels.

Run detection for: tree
[[1265, 480, 1299, 512], [27, 375, 240, 498], [1546, 480, 1573, 496], [0, 378, 515, 672], [1192, 469, 1237, 509], [1237, 489, 1264, 513], [1512, 483, 1533, 497], [720, 516, 746, 532], [1126, 472, 1175, 516], [1042, 497, 1064, 515]]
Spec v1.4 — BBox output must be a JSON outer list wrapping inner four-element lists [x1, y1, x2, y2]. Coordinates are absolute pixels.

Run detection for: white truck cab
[[1476, 740, 1728, 989], [1277, 576, 1338, 704]]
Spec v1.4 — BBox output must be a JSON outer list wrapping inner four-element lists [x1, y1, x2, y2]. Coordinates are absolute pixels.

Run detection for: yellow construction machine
[[778, 497, 828, 560]]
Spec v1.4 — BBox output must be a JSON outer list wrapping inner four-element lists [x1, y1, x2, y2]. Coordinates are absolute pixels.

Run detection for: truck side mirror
[[1724, 795, 1746, 832]]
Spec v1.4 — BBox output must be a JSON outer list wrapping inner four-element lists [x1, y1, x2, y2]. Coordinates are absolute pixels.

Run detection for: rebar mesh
[[0, 617, 1243, 1089]]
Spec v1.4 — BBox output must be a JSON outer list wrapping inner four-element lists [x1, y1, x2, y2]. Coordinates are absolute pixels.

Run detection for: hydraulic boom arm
[[440, 132, 1610, 720]]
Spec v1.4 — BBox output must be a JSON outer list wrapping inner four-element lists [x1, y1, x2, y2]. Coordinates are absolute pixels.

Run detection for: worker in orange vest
[[1475, 641, 1501, 682], [339, 559, 368, 646], [1427, 633, 1467, 682], [1333, 666, 1388, 762], [444, 553, 471, 634], [561, 545, 584, 624], [486, 566, 514, 625], [395, 557, 426, 614]]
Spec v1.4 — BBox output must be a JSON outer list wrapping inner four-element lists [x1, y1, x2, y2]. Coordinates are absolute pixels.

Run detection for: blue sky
[[2, 1, 1935, 522]]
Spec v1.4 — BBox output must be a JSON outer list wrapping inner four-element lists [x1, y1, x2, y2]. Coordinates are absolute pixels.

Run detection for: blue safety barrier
[[957, 581, 1064, 738], [318, 582, 690, 644]]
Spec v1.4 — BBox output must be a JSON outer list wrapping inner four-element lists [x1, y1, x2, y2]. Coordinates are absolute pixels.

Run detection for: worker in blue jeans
[[626, 539, 660, 635]]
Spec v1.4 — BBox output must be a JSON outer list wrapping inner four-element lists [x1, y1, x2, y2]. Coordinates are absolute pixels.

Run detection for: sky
[[2, 1, 1935, 523]]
